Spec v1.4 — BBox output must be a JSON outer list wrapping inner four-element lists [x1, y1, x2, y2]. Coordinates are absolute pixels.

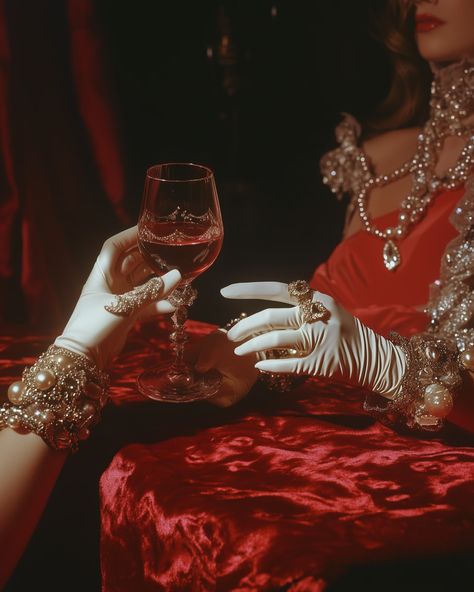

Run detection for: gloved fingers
[[227, 307, 300, 342], [134, 268, 181, 301], [221, 282, 337, 314], [103, 226, 139, 258], [104, 269, 181, 317], [221, 282, 294, 305], [100, 226, 139, 273], [89, 227, 140, 290], [120, 247, 142, 276], [255, 357, 302, 374], [101, 245, 155, 293], [310, 290, 337, 312], [234, 329, 302, 356], [136, 299, 176, 320], [127, 260, 155, 288]]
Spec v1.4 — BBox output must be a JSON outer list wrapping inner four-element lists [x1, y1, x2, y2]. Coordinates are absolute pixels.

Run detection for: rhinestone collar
[[356, 60, 474, 270]]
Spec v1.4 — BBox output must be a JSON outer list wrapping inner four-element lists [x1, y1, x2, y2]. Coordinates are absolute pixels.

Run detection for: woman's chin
[[418, 43, 474, 64]]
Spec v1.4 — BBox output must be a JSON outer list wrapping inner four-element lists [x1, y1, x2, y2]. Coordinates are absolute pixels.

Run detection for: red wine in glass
[[136, 163, 224, 403], [139, 220, 223, 282]]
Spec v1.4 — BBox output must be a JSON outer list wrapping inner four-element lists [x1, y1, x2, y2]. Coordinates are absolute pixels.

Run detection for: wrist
[[0, 345, 109, 451], [372, 340, 407, 399], [355, 320, 407, 397], [54, 333, 91, 356], [365, 333, 468, 431], [54, 335, 105, 370]]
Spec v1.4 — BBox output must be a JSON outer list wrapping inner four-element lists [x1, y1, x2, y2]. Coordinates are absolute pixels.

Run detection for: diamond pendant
[[383, 240, 401, 271]]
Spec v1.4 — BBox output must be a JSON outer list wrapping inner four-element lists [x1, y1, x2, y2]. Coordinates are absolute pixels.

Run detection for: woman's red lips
[[416, 13, 446, 33]]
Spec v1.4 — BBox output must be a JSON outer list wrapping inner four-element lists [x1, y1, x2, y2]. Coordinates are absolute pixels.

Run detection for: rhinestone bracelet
[[365, 333, 471, 431], [0, 345, 109, 451]]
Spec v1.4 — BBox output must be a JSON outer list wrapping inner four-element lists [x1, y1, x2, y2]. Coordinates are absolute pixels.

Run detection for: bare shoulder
[[362, 127, 421, 175]]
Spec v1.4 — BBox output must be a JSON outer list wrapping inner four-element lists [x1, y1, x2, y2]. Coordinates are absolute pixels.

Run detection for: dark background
[[1, 0, 393, 328], [90, 0, 390, 325]]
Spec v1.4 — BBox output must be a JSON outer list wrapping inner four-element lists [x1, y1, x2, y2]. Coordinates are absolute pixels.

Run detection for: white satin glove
[[55, 226, 181, 369], [221, 282, 407, 398]]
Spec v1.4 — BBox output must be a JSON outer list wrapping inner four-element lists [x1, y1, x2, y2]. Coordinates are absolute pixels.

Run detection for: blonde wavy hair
[[366, 0, 432, 133]]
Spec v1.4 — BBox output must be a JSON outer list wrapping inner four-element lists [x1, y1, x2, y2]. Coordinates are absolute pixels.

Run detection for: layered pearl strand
[[0, 346, 109, 450], [356, 61, 474, 271]]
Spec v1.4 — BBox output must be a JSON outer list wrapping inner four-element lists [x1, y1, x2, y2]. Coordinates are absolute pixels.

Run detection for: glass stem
[[170, 304, 189, 375], [167, 282, 197, 384]]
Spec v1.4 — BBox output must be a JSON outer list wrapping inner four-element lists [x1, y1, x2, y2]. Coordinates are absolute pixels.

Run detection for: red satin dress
[[100, 187, 474, 591]]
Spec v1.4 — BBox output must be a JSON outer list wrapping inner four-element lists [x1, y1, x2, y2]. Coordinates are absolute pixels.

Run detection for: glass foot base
[[137, 362, 222, 403]]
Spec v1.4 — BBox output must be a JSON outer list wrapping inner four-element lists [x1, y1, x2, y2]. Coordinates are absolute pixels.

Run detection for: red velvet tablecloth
[[99, 322, 474, 591], [2, 324, 474, 592]]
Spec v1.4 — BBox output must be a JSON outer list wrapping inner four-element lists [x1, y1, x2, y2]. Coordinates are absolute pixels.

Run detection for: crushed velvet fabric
[[100, 369, 474, 591], [0, 326, 473, 591], [99, 185, 474, 591]]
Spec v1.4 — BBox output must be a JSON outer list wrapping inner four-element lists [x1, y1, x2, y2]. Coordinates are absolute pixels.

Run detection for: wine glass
[[137, 163, 224, 402]]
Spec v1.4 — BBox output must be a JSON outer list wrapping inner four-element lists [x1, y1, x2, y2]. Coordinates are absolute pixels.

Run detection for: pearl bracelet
[[0, 345, 109, 451], [365, 333, 470, 431]]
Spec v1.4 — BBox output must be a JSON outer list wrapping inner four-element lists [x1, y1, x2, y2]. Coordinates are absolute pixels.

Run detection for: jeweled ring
[[288, 280, 312, 300], [288, 280, 330, 323], [104, 276, 164, 316], [299, 300, 331, 323]]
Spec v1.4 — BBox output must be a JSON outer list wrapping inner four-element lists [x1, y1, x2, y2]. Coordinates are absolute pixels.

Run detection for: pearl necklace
[[356, 61, 474, 271]]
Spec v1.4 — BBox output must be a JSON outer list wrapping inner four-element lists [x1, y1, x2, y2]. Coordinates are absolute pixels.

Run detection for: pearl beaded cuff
[[0, 345, 109, 451], [365, 333, 470, 431]]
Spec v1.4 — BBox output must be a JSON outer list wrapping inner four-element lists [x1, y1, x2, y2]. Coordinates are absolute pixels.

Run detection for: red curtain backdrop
[[0, 0, 20, 321], [0, 0, 128, 329]]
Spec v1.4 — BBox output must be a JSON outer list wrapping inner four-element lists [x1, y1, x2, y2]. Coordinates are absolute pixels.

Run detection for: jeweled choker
[[356, 60, 474, 271]]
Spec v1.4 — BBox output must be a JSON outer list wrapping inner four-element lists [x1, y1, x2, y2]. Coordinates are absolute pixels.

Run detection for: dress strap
[[320, 113, 367, 200]]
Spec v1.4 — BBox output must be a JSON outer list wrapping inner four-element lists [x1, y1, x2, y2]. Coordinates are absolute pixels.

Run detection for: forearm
[[0, 228, 180, 587], [0, 429, 67, 588], [0, 345, 108, 586]]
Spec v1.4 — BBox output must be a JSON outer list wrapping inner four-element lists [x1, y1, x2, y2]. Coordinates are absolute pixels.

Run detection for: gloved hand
[[221, 281, 407, 398], [55, 226, 181, 369]]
